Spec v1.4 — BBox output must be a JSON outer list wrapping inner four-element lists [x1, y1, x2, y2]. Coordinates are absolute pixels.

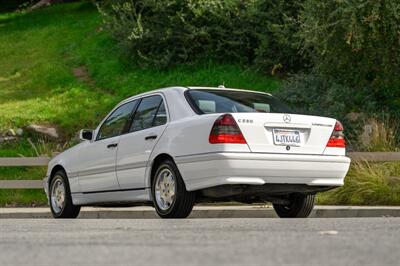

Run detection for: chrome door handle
[[107, 143, 118, 149], [145, 135, 158, 140]]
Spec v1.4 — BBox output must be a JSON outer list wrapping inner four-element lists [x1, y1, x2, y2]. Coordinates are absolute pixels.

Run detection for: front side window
[[97, 100, 137, 140], [186, 89, 292, 114], [130, 95, 166, 132]]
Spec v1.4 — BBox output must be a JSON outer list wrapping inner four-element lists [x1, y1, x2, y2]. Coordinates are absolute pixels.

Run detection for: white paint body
[[44, 87, 351, 206]]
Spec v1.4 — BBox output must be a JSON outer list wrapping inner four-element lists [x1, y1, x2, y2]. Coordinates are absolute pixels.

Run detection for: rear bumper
[[175, 152, 351, 191]]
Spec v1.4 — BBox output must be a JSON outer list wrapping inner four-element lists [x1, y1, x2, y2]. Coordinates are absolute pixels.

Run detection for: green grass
[[317, 161, 400, 205], [0, 140, 37, 157], [0, 2, 279, 136], [0, 166, 45, 181], [0, 139, 54, 182], [0, 190, 47, 207], [0, 140, 47, 207]]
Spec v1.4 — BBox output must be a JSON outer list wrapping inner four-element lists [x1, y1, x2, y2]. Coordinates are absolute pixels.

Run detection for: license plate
[[273, 129, 301, 146]]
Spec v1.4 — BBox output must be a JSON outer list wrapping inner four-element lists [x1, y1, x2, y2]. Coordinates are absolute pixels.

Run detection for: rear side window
[[186, 89, 291, 114], [130, 95, 166, 132], [153, 102, 167, 127]]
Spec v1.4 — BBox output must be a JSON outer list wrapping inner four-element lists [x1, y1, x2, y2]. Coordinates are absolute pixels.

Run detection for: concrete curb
[[1, 205, 400, 219]]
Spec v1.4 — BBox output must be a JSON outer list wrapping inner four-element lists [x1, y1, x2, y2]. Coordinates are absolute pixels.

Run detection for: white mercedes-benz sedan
[[43, 86, 351, 219]]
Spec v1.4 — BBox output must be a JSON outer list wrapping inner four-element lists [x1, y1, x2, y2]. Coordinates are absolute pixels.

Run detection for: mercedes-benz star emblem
[[283, 114, 291, 123]]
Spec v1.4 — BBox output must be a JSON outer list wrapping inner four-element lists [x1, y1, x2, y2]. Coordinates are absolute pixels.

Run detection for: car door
[[116, 94, 168, 189], [77, 100, 138, 193]]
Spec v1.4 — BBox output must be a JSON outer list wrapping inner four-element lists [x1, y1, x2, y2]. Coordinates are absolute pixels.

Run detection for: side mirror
[[79, 129, 94, 141]]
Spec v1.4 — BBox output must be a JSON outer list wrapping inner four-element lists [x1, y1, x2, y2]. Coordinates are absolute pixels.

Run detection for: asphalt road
[[1, 218, 399, 266]]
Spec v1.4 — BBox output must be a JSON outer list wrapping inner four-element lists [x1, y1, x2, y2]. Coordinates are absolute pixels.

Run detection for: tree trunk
[[29, 0, 61, 11]]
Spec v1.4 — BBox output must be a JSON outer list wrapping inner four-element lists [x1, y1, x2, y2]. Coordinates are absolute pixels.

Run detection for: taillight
[[209, 114, 247, 144], [326, 120, 345, 148]]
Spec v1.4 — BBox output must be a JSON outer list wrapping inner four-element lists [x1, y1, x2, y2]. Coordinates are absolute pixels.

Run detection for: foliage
[[278, 73, 400, 150], [276, 73, 362, 147], [98, 0, 304, 73], [0, 190, 47, 207], [278, 0, 400, 149], [0, 3, 114, 135], [0, 0, 31, 12], [299, 0, 400, 89], [278, 73, 351, 118], [361, 117, 399, 152], [251, 0, 307, 74], [0, 140, 48, 207], [318, 161, 400, 205], [0, 2, 278, 138], [289, 0, 400, 123], [0, 139, 52, 182], [98, 0, 250, 67]]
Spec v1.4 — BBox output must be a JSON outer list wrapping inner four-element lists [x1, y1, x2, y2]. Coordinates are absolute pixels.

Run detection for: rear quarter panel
[[146, 113, 251, 187], [154, 114, 251, 157]]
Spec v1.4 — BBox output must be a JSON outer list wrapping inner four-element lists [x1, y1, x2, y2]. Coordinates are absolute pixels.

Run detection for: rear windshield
[[186, 89, 292, 114]]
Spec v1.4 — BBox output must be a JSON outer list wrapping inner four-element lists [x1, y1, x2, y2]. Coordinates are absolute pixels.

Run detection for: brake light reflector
[[326, 121, 345, 148], [209, 114, 247, 144]]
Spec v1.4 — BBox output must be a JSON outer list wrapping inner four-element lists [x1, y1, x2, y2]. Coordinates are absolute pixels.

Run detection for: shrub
[[278, 72, 400, 150], [279, 0, 400, 146], [98, 0, 304, 73], [297, 0, 400, 119], [278, 73, 352, 118], [360, 117, 399, 152], [299, 0, 400, 88], [98, 0, 252, 67], [0, 0, 31, 12], [276, 73, 366, 148], [318, 161, 400, 205], [251, 0, 307, 74]]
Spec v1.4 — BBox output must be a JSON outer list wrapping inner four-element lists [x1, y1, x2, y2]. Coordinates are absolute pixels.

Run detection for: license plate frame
[[272, 129, 302, 147]]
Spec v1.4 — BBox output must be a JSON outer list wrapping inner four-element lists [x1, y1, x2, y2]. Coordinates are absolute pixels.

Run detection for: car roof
[[120, 86, 187, 104], [120, 85, 273, 106], [187, 86, 273, 96]]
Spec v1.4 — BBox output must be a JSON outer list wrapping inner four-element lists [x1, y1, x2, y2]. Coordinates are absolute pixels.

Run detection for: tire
[[151, 159, 195, 218], [49, 170, 81, 219], [273, 193, 315, 218]]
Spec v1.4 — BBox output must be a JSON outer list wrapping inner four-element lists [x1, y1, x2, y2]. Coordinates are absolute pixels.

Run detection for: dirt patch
[[72, 66, 95, 86], [72, 65, 114, 95]]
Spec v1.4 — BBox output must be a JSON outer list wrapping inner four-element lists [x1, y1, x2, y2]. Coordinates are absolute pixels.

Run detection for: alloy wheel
[[50, 176, 66, 214], [154, 168, 176, 210]]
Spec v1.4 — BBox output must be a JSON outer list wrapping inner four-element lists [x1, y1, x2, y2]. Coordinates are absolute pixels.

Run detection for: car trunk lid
[[231, 113, 336, 155]]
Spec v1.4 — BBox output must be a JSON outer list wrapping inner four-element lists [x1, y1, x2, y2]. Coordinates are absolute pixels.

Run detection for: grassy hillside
[[0, 2, 279, 137], [0, 2, 278, 206]]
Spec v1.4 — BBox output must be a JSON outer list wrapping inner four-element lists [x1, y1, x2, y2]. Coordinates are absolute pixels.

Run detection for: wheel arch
[[148, 153, 185, 187], [49, 165, 66, 184], [150, 153, 174, 184]]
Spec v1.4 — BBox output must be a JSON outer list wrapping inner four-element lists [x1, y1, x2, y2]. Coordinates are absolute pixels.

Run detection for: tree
[[30, 0, 64, 10], [299, 0, 400, 89]]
